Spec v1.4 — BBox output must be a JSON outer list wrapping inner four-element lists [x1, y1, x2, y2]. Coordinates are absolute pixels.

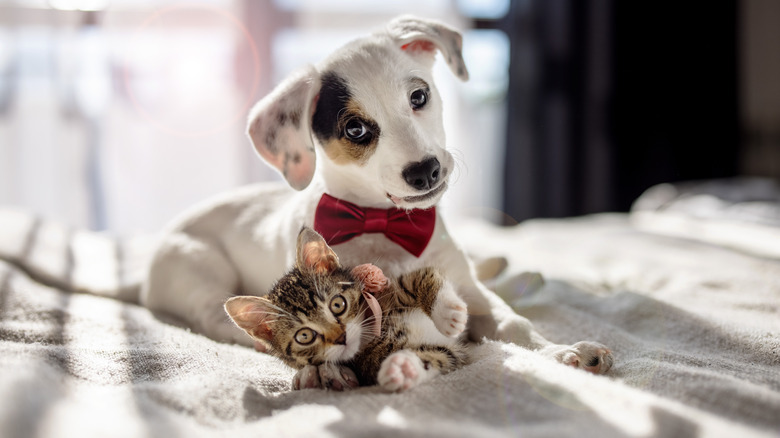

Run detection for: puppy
[[140, 16, 613, 387]]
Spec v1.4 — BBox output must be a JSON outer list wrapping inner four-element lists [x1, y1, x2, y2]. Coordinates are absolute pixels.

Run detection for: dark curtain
[[499, 0, 739, 223]]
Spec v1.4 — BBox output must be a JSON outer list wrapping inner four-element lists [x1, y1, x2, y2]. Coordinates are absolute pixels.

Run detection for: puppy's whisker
[[369, 255, 385, 267], [449, 148, 468, 186]]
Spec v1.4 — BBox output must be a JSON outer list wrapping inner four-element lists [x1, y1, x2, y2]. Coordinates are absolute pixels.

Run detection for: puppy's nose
[[402, 157, 441, 191]]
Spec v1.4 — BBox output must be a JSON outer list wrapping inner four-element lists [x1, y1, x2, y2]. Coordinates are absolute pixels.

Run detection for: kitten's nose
[[334, 333, 346, 345]]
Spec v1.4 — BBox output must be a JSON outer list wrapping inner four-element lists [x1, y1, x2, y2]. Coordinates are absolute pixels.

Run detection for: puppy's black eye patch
[[312, 71, 380, 149], [312, 71, 350, 142]]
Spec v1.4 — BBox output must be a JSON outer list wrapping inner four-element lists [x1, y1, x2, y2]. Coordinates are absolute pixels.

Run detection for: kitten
[[224, 228, 469, 392]]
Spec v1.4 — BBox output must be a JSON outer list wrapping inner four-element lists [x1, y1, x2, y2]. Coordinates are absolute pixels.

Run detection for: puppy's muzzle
[[402, 156, 441, 191]]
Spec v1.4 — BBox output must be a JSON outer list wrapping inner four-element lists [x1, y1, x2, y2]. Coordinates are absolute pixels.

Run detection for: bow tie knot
[[362, 208, 390, 234], [313, 194, 436, 257]]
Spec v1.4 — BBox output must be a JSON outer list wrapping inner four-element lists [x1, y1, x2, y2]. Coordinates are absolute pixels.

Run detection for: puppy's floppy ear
[[387, 15, 469, 81], [296, 227, 339, 274], [247, 66, 321, 190]]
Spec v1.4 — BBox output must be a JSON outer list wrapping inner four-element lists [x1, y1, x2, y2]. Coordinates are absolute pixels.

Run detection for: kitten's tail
[[0, 207, 154, 303]]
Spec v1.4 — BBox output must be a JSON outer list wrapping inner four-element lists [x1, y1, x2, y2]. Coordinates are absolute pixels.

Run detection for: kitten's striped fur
[[350, 267, 468, 386], [225, 228, 468, 391]]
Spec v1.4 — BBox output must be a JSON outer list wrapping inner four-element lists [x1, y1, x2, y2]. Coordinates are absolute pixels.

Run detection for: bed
[[1, 179, 779, 437]]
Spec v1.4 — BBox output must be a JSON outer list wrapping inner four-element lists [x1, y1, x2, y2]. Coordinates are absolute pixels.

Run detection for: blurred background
[[0, 0, 777, 234]]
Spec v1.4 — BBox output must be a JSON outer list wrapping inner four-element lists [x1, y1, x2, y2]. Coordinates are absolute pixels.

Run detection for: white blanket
[[1, 184, 779, 437]]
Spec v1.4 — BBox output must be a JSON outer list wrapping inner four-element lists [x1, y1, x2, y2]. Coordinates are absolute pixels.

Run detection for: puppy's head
[[247, 16, 468, 210]]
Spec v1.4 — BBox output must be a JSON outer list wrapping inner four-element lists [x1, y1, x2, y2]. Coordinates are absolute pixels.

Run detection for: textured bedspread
[[1, 182, 779, 437]]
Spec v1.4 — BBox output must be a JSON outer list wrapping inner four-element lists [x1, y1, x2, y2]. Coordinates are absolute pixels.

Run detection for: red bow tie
[[313, 194, 436, 257]]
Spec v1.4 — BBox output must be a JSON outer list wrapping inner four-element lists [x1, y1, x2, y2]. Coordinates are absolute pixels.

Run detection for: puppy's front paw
[[542, 341, 614, 375], [432, 286, 467, 337], [377, 350, 426, 392]]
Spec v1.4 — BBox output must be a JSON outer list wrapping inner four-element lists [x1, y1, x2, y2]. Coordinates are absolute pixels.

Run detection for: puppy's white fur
[[140, 16, 613, 375]]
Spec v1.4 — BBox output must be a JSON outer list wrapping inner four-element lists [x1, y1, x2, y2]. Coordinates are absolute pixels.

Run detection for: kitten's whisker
[[375, 306, 397, 318], [258, 318, 281, 324], [236, 309, 294, 323], [261, 301, 296, 320], [356, 306, 370, 319]]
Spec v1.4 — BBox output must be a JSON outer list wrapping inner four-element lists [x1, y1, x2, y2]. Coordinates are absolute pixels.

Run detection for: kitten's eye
[[344, 119, 368, 141], [410, 89, 428, 110], [294, 328, 317, 345], [330, 295, 347, 316]]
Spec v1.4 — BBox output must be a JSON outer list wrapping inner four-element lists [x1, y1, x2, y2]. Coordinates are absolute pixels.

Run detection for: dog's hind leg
[[465, 275, 614, 374], [463, 277, 552, 349], [141, 232, 254, 347], [442, 247, 614, 374]]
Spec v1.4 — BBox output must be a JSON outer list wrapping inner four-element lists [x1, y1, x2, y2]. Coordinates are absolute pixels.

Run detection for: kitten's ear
[[224, 296, 275, 347], [296, 227, 339, 274]]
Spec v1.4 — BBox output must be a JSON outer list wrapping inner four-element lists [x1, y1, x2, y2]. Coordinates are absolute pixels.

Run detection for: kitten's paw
[[432, 286, 468, 338], [292, 365, 321, 390], [318, 363, 359, 391], [377, 350, 427, 392], [542, 341, 614, 375]]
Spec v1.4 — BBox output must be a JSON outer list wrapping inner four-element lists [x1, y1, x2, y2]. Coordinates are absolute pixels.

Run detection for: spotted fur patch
[[311, 71, 380, 165]]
